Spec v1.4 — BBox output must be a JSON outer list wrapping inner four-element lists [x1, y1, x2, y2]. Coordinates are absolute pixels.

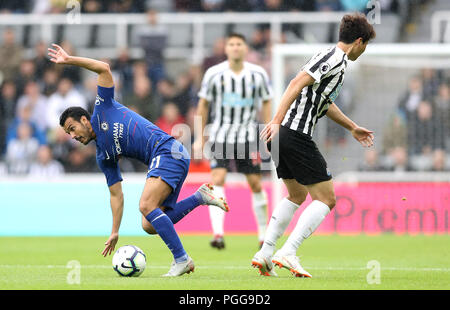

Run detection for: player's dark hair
[[338, 13, 376, 44], [226, 33, 247, 43], [59, 106, 91, 127]]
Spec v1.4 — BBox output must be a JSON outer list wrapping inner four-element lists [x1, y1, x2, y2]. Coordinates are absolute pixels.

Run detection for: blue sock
[[165, 194, 202, 224], [145, 208, 187, 262]]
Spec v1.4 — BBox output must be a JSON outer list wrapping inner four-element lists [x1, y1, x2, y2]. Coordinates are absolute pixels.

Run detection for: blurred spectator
[[174, 0, 202, 12], [202, 38, 227, 73], [0, 28, 23, 81], [0, 0, 29, 13], [222, 0, 252, 11], [6, 104, 47, 146], [387, 146, 411, 172], [64, 145, 98, 173], [108, 0, 147, 13], [174, 72, 196, 116], [29, 145, 65, 177], [16, 81, 48, 132], [57, 41, 82, 85], [398, 75, 423, 120], [123, 75, 159, 122], [136, 10, 168, 86], [6, 122, 39, 174], [421, 68, 440, 99], [31, 0, 52, 14], [382, 113, 407, 155], [431, 149, 448, 172], [408, 100, 446, 156], [48, 127, 76, 168], [41, 68, 59, 97], [14, 59, 37, 96], [156, 78, 178, 107], [33, 41, 53, 80], [358, 148, 383, 171], [0, 80, 18, 154], [111, 48, 135, 97], [46, 78, 88, 130], [201, 0, 224, 12], [434, 83, 450, 141], [156, 102, 186, 138]]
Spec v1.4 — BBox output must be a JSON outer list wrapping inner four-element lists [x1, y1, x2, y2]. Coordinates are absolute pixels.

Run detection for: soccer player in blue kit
[[48, 43, 229, 277]]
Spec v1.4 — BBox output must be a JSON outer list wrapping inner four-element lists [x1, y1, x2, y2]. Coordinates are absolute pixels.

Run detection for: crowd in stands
[[0, 0, 446, 177], [0, 0, 418, 14], [358, 68, 450, 173]]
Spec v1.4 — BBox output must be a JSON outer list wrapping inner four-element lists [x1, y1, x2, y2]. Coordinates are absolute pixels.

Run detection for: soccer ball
[[112, 245, 146, 277]]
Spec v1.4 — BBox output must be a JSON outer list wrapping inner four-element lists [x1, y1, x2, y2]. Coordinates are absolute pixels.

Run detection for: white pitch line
[[0, 265, 449, 272]]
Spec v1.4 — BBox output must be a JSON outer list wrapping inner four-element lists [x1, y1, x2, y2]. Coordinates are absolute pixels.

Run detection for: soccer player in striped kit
[[194, 33, 272, 249], [252, 13, 376, 277]]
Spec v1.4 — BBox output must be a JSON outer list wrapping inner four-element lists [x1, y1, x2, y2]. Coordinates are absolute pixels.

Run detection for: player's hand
[[192, 139, 203, 160], [351, 126, 374, 148], [48, 43, 70, 64], [260, 120, 280, 143], [102, 232, 119, 257]]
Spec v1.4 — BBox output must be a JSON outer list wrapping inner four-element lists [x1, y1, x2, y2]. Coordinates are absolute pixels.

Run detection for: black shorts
[[268, 126, 332, 185], [208, 142, 261, 174]]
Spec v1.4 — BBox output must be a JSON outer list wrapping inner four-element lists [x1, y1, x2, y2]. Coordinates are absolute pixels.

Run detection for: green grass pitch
[[0, 234, 448, 290]]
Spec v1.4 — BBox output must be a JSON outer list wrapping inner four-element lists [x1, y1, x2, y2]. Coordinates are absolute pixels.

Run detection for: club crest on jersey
[[101, 121, 109, 131], [95, 95, 104, 106], [319, 63, 331, 75]]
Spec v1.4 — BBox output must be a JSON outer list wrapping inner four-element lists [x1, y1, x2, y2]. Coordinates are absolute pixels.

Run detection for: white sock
[[279, 200, 330, 256], [208, 185, 225, 237], [251, 190, 268, 242], [260, 197, 300, 257]]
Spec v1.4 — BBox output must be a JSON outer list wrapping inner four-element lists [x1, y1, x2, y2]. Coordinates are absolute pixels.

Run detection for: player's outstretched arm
[[102, 182, 124, 257], [48, 43, 114, 88], [326, 102, 374, 148]]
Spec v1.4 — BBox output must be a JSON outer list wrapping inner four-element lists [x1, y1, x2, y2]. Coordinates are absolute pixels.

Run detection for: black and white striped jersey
[[198, 61, 272, 144], [282, 46, 348, 137]]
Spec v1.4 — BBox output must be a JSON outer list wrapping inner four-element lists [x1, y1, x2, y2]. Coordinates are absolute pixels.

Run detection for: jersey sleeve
[[97, 156, 123, 187], [197, 68, 215, 102], [303, 48, 339, 83], [95, 85, 115, 107], [258, 68, 273, 101]]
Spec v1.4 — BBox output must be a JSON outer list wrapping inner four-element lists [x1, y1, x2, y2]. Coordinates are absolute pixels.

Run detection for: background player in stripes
[[252, 13, 376, 277], [194, 33, 272, 249]]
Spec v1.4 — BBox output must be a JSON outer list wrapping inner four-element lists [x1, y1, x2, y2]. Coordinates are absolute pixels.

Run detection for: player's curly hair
[[338, 13, 376, 44], [59, 106, 91, 127]]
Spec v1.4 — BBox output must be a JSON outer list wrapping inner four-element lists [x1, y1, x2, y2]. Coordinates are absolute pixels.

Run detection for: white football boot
[[162, 256, 195, 277], [272, 252, 312, 278], [251, 251, 278, 277], [196, 183, 229, 212]]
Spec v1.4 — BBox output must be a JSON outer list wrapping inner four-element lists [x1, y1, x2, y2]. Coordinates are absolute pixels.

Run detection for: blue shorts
[[146, 139, 190, 209]]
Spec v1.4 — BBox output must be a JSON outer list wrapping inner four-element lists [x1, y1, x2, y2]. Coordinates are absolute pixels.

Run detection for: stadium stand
[[1, 0, 447, 176]]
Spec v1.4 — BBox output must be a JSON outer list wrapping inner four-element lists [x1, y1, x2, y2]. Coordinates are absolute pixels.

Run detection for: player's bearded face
[[64, 117, 95, 145]]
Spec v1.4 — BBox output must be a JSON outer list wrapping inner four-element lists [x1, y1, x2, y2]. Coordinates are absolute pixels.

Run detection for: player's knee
[[322, 196, 336, 209], [139, 200, 158, 216]]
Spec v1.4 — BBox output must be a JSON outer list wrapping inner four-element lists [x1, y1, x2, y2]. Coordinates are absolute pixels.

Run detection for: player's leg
[[140, 177, 190, 265], [272, 179, 334, 278], [208, 167, 228, 249], [245, 173, 269, 247], [252, 178, 308, 276]]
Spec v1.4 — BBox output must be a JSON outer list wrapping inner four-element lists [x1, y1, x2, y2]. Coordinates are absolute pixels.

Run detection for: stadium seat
[[97, 25, 117, 48]]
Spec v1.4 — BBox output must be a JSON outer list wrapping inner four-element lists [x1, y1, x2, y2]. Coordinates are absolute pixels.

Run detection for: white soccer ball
[[112, 245, 146, 277]]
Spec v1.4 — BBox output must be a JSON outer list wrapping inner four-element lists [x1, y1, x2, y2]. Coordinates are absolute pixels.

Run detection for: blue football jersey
[[91, 86, 173, 186]]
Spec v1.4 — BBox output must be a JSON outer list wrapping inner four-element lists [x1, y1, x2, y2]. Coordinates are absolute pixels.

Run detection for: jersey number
[[149, 155, 161, 170]]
